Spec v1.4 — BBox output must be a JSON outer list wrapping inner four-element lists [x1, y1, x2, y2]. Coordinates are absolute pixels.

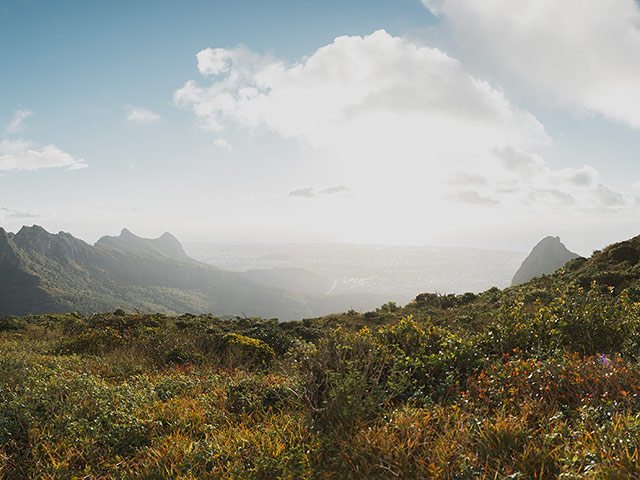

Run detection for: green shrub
[[223, 333, 275, 367], [522, 289, 551, 304], [609, 244, 639, 265], [302, 329, 392, 435], [0, 316, 27, 332]]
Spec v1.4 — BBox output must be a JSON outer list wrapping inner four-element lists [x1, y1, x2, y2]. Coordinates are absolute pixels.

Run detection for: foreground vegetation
[[4, 236, 640, 478]]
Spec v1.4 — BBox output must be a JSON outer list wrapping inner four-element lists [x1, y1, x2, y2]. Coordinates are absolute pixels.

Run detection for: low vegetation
[[4, 236, 640, 478]]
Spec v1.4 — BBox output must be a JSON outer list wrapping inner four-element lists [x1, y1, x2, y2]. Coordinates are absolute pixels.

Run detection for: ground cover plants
[[4, 236, 640, 478]]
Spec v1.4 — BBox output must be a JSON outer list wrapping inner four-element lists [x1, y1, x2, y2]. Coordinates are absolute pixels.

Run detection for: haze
[[2, 0, 640, 255]]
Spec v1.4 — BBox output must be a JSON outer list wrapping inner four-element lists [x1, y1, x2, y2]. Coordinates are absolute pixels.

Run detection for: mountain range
[[0, 226, 314, 319], [0, 225, 590, 320], [0, 226, 416, 319]]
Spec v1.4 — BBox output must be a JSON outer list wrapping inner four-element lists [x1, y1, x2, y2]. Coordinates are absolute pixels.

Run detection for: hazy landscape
[[3, 0, 640, 478], [186, 242, 526, 299]]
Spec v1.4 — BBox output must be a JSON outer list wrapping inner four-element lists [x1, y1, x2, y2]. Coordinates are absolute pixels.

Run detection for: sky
[[2, 0, 640, 255]]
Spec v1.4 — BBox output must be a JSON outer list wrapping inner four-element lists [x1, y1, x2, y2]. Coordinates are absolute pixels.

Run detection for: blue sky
[[2, 0, 640, 254]]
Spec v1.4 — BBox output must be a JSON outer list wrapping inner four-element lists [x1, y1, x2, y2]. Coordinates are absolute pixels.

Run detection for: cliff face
[[511, 236, 580, 286]]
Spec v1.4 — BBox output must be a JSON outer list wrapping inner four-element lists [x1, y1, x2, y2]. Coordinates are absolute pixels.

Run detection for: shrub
[[522, 289, 551, 304], [302, 329, 392, 435], [609, 244, 639, 265], [222, 333, 275, 367], [165, 346, 194, 366], [0, 316, 27, 332]]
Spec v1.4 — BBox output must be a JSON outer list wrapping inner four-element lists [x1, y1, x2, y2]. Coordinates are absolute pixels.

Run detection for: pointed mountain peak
[[153, 232, 189, 260], [14, 225, 54, 245], [0, 227, 14, 247], [0, 227, 20, 265], [11, 225, 92, 260], [96, 228, 190, 261], [17, 224, 49, 236], [512, 235, 580, 286]]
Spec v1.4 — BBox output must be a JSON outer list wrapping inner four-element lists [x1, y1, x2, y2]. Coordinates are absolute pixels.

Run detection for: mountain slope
[[511, 236, 580, 286], [0, 226, 312, 320]]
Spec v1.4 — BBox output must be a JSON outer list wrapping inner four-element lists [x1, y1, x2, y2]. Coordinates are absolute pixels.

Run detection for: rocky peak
[[96, 228, 190, 261], [511, 236, 580, 286], [0, 228, 20, 265], [12, 225, 93, 261], [120, 228, 135, 238], [154, 232, 190, 261]]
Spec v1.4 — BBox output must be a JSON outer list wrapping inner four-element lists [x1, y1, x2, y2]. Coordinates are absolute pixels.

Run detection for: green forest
[[4, 235, 640, 479]]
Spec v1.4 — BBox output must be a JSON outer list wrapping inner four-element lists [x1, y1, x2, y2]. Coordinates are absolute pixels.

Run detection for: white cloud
[[1, 110, 86, 172], [450, 172, 488, 186], [0, 139, 87, 171], [212, 138, 232, 150], [596, 184, 626, 207], [289, 186, 316, 198], [289, 185, 351, 198], [127, 107, 161, 124], [422, 0, 640, 128], [320, 185, 350, 195], [175, 29, 634, 236], [197, 48, 234, 75], [526, 189, 576, 207], [458, 147, 626, 210], [552, 166, 600, 188], [452, 190, 500, 206], [5, 110, 33, 134], [0, 206, 49, 219], [175, 30, 547, 152]]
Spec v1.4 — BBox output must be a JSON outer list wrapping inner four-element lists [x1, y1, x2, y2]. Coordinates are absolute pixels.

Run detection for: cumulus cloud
[[0, 139, 87, 171], [1, 110, 87, 172], [127, 107, 161, 124], [596, 184, 626, 207], [289, 186, 317, 198], [496, 147, 546, 177], [448, 144, 627, 211], [552, 166, 600, 188], [422, 0, 640, 128], [212, 138, 232, 150], [5, 110, 33, 134], [176, 29, 634, 224], [175, 30, 547, 152], [197, 48, 235, 75]]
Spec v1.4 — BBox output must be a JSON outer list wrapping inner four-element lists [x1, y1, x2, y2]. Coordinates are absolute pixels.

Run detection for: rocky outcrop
[[512, 236, 580, 286]]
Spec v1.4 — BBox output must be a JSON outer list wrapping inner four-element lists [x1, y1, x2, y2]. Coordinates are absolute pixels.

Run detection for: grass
[[3, 274, 640, 478]]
